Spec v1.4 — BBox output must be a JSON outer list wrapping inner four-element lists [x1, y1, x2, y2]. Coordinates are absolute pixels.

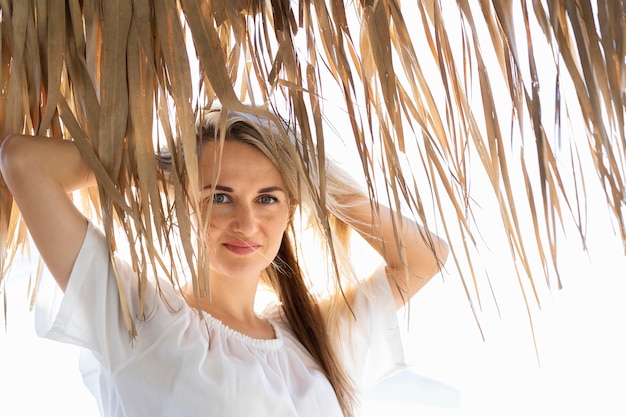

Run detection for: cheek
[[197, 203, 232, 228], [269, 209, 290, 231], [262, 213, 290, 247], [204, 211, 228, 229]]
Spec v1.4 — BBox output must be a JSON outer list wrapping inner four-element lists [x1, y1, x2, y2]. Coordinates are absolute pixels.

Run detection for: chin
[[211, 263, 268, 281]]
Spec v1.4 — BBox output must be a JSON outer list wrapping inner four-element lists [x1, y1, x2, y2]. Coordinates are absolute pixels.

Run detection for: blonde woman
[[0, 108, 448, 416]]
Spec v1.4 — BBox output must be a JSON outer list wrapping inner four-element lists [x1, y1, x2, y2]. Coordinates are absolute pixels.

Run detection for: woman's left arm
[[337, 193, 449, 308]]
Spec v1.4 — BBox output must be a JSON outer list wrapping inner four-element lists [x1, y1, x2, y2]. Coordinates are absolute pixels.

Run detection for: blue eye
[[258, 195, 278, 204], [213, 193, 231, 204]]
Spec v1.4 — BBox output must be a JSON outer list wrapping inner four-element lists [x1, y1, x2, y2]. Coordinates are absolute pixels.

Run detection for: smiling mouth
[[222, 242, 260, 255]]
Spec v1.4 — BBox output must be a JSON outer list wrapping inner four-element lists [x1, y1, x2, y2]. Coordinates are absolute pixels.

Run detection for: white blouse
[[36, 222, 408, 417]]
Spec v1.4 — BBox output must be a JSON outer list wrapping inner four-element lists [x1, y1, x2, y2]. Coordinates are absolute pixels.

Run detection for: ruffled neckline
[[199, 311, 284, 350]]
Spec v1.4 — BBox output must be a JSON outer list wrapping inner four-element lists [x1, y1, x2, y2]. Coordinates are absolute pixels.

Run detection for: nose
[[231, 203, 258, 235]]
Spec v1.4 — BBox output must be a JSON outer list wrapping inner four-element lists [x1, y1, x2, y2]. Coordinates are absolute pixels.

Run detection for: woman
[[0, 108, 448, 416]]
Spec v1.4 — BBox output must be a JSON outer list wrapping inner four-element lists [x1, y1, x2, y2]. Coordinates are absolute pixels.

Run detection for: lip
[[222, 240, 261, 255]]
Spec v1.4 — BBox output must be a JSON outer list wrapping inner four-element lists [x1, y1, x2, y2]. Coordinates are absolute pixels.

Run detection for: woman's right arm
[[0, 134, 95, 291]]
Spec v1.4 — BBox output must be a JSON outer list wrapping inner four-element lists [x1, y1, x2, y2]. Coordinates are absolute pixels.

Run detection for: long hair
[[160, 107, 358, 416], [265, 232, 356, 416]]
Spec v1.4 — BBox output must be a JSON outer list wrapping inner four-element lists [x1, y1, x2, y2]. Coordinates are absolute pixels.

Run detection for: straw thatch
[[0, 1, 624, 335]]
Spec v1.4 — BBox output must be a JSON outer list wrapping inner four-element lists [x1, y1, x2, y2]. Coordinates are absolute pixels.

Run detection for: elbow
[[426, 233, 449, 279], [420, 234, 449, 280], [0, 134, 28, 185], [436, 236, 450, 270]]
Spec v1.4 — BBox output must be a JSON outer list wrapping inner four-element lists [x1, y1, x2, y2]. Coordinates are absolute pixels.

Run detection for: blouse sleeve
[[336, 264, 411, 393], [35, 221, 186, 369]]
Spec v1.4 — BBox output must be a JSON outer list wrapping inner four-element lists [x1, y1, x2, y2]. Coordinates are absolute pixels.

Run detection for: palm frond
[[0, 1, 624, 335]]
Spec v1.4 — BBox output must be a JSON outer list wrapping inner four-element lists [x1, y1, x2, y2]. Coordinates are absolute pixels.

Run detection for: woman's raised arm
[[337, 193, 449, 309], [0, 135, 95, 291]]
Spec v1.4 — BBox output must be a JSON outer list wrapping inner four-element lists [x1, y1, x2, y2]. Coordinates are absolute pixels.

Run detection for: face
[[195, 140, 291, 282]]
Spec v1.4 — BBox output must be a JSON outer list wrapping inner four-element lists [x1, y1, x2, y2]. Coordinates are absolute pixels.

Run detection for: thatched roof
[[1, 1, 624, 334]]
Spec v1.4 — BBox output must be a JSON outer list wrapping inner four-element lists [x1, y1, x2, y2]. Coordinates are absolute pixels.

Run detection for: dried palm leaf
[[0, 1, 624, 341]]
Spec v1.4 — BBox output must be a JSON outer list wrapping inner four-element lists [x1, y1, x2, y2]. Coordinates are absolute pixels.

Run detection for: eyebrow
[[202, 184, 233, 192], [201, 184, 286, 194]]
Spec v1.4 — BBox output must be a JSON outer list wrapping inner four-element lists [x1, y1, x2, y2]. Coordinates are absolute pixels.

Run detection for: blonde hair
[[159, 107, 364, 416]]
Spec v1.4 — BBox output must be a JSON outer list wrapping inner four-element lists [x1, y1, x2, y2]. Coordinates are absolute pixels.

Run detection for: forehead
[[198, 140, 283, 186]]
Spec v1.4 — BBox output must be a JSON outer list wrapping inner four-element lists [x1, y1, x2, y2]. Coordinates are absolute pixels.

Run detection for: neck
[[182, 274, 276, 340], [182, 272, 260, 322]]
